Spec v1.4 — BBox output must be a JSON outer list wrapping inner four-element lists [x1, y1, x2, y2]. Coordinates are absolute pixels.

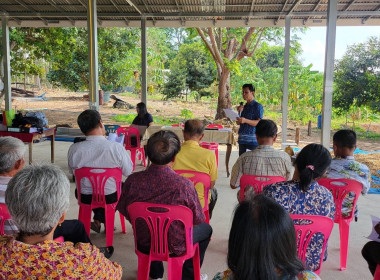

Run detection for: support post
[[2, 17, 12, 111], [321, 0, 337, 148], [141, 16, 147, 105], [282, 15, 291, 144], [87, 0, 99, 111]]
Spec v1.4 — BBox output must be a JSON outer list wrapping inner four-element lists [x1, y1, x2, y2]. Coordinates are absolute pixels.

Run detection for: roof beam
[[109, 0, 130, 26], [46, 0, 75, 25], [362, 3, 380, 23], [275, 0, 291, 25], [125, 0, 142, 14], [2, 10, 380, 18], [13, 0, 49, 25], [303, 0, 325, 25], [337, 0, 356, 20]]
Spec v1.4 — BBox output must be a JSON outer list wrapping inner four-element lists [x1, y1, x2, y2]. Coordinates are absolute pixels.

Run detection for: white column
[[2, 17, 11, 111], [321, 0, 338, 148], [87, 0, 99, 110], [141, 16, 147, 105], [282, 15, 291, 144]]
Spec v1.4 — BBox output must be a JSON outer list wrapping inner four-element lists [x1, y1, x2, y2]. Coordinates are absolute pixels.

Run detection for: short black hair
[[228, 195, 304, 279], [146, 130, 181, 165], [255, 119, 278, 138], [184, 120, 205, 137], [77, 110, 101, 134], [242, 83, 255, 92], [333, 129, 357, 149], [294, 143, 332, 192]]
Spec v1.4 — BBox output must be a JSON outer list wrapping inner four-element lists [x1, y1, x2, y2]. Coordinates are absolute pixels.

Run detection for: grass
[[112, 114, 184, 126]]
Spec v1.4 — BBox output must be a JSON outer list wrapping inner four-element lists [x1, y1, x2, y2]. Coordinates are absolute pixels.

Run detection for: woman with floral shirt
[[213, 195, 320, 280], [0, 164, 122, 279], [263, 143, 335, 272]]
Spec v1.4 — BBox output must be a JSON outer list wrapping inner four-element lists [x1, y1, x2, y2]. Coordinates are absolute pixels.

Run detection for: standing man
[[68, 110, 133, 249], [173, 119, 218, 219], [236, 84, 263, 156]]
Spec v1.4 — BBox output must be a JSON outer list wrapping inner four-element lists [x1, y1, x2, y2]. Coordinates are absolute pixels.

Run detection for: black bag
[[12, 112, 44, 128]]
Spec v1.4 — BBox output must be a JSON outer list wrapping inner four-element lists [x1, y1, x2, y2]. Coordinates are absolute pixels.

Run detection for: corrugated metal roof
[[1, 0, 379, 27]]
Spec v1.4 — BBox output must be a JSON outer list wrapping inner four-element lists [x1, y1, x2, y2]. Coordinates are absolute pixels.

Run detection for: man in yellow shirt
[[173, 119, 218, 218]]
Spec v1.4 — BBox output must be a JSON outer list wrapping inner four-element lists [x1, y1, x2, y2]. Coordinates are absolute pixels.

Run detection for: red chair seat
[[0, 203, 12, 235], [239, 175, 286, 201]]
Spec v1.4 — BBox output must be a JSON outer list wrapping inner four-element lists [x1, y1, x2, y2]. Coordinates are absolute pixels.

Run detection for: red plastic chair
[[206, 124, 223, 129], [53, 236, 65, 242], [200, 142, 219, 167], [171, 123, 184, 128], [128, 202, 201, 280], [290, 214, 334, 275], [374, 265, 380, 280], [116, 126, 146, 171], [0, 203, 12, 235], [317, 178, 363, 271], [75, 167, 126, 247], [175, 170, 211, 224], [239, 175, 286, 201]]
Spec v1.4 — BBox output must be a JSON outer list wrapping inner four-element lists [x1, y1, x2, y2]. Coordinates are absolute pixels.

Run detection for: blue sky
[[296, 26, 379, 72]]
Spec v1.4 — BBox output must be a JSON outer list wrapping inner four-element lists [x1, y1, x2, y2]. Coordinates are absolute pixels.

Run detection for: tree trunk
[[216, 68, 231, 119]]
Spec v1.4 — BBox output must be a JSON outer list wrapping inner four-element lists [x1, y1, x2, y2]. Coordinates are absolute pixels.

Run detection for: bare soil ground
[[7, 89, 380, 185]]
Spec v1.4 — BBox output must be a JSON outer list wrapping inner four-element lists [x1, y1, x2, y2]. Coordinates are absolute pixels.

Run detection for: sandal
[[99, 246, 114, 259]]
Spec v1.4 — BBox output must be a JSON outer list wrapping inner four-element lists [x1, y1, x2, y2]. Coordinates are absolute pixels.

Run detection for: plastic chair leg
[[130, 150, 136, 171], [78, 206, 92, 237], [167, 257, 185, 280], [215, 149, 219, 167], [339, 220, 350, 271], [141, 149, 147, 167], [119, 212, 126, 234], [204, 210, 210, 224], [105, 206, 116, 247], [137, 254, 151, 280], [192, 245, 201, 280]]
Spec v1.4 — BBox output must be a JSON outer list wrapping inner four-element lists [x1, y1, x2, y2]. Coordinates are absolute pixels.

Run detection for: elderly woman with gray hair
[[0, 164, 122, 279]]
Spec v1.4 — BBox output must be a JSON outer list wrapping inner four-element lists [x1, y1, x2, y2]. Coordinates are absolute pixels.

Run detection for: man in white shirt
[[68, 109, 133, 234]]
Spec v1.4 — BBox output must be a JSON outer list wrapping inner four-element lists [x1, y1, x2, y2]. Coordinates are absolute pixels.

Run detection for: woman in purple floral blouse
[[263, 143, 335, 272], [0, 164, 122, 279]]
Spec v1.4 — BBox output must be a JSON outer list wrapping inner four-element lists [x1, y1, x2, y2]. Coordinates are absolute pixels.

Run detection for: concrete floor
[[27, 139, 379, 280]]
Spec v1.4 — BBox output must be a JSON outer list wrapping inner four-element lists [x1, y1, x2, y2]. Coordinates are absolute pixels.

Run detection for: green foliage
[[112, 114, 183, 126], [112, 113, 137, 124], [163, 41, 216, 101], [180, 109, 194, 119], [334, 36, 380, 113]]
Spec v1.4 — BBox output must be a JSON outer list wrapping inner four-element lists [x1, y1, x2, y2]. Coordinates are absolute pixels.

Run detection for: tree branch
[[196, 27, 223, 75], [248, 27, 266, 57], [235, 27, 256, 61], [207, 28, 225, 68]]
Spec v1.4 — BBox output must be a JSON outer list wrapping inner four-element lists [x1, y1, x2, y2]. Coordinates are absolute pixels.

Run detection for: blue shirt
[[238, 100, 263, 146]]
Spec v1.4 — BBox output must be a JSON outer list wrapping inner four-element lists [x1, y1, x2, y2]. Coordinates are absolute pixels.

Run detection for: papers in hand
[[107, 133, 125, 145], [367, 215, 380, 242], [223, 109, 240, 121]]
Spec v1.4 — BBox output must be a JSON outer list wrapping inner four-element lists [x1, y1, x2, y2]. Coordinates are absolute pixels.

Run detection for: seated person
[[117, 130, 212, 280], [173, 119, 218, 218], [263, 143, 335, 272], [324, 129, 371, 219], [230, 119, 294, 199], [0, 137, 96, 249], [130, 102, 153, 147], [362, 222, 380, 276], [0, 164, 122, 279], [132, 102, 153, 127], [213, 195, 320, 280], [68, 110, 133, 240]]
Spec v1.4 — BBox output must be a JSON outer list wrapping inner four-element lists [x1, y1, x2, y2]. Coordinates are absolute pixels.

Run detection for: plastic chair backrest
[[374, 264, 380, 280], [128, 202, 194, 260], [317, 178, 362, 223], [75, 167, 122, 206], [290, 214, 334, 275], [104, 125, 120, 135], [116, 126, 140, 148], [0, 203, 12, 235], [206, 124, 223, 129], [239, 175, 286, 200], [174, 170, 211, 209]]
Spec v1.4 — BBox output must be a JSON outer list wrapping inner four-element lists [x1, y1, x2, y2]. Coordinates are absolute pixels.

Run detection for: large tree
[[196, 27, 283, 118], [334, 36, 380, 113]]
